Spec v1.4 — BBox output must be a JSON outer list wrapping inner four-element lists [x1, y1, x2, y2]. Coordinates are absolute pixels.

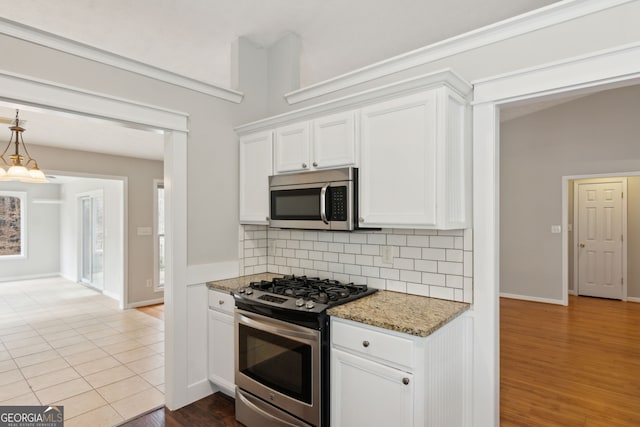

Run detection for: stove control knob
[[295, 298, 305, 307], [245, 288, 253, 295], [238, 288, 245, 294], [305, 300, 315, 310]]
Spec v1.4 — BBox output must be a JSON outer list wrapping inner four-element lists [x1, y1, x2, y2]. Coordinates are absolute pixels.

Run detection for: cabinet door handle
[[302, 163, 308, 168], [218, 300, 225, 305], [313, 162, 318, 167], [402, 378, 410, 385], [362, 340, 370, 348]]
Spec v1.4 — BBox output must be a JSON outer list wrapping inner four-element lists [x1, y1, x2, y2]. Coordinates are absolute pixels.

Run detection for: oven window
[[238, 324, 312, 404], [271, 188, 321, 220]]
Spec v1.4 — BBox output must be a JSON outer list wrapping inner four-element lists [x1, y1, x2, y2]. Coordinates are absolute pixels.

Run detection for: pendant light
[[0, 110, 48, 183]]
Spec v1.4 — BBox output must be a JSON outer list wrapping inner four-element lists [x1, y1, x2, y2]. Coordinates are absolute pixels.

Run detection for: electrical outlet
[[146, 279, 152, 288], [382, 246, 394, 264]]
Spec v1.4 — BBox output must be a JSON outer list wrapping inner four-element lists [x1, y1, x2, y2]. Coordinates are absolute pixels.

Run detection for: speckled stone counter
[[206, 272, 282, 292], [327, 290, 470, 337]]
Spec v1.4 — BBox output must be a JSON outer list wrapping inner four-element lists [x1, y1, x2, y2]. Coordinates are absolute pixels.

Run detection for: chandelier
[[0, 110, 48, 183]]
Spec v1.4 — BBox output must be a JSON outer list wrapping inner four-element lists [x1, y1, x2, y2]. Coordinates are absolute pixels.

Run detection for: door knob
[[579, 243, 585, 248]]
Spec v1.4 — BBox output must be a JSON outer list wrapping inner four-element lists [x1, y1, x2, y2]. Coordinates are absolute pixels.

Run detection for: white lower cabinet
[[331, 313, 472, 427], [207, 290, 235, 396], [332, 348, 414, 427]]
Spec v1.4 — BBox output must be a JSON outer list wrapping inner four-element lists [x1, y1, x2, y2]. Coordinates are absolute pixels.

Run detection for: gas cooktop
[[233, 275, 377, 314]]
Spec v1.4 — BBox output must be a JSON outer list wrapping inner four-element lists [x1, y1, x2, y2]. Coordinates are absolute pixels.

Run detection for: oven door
[[235, 309, 321, 426]]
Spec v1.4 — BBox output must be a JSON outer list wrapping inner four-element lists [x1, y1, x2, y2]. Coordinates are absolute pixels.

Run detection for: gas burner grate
[[250, 275, 371, 305]]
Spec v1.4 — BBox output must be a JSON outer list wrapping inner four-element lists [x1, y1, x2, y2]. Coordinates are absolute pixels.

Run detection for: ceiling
[[0, 0, 560, 159]]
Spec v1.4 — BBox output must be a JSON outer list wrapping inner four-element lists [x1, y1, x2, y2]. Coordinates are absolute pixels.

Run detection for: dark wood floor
[[119, 392, 242, 427]]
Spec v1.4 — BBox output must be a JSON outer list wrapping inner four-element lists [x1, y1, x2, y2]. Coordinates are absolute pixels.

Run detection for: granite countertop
[[327, 290, 470, 337], [206, 272, 283, 292], [207, 274, 469, 337]]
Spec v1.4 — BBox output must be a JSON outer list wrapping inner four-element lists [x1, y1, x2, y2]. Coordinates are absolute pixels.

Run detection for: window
[[0, 191, 27, 258], [154, 180, 165, 290]]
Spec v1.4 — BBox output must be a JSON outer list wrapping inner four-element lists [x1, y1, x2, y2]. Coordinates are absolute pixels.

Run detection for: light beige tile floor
[[0, 277, 165, 426]]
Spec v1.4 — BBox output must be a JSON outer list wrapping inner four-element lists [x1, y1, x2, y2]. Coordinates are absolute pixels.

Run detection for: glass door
[[79, 193, 104, 290]]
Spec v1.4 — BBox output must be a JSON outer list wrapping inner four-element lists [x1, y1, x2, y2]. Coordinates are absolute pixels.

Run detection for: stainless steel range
[[233, 275, 377, 427]]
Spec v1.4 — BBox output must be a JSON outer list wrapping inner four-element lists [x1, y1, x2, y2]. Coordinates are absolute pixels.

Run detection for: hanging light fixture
[[0, 110, 48, 183]]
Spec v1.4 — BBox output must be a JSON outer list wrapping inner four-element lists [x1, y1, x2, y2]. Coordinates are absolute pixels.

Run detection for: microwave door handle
[[320, 183, 330, 224]]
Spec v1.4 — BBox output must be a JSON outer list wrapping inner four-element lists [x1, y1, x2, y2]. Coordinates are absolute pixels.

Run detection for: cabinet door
[[312, 111, 357, 169], [274, 122, 310, 173], [359, 91, 438, 228], [331, 348, 414, 427], [239, 131, 272, 224], [208, 309, 235, 396]]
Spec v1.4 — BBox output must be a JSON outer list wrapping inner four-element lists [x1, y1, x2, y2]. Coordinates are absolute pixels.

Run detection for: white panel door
[[239, 131, 272, 224], [331, 348, 413, 427], [274, 122, 311, 173], [577, 180, 624, 299], [312, 111, 357, 169], [207, 309, 235, 395], [359, 91, 437, 228]]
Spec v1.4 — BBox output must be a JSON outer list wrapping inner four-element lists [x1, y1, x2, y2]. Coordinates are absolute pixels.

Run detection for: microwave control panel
[[330, 186, 347, 221]]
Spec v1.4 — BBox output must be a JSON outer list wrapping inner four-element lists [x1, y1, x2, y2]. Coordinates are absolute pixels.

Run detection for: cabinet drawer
[[331, 319, 414, 369], [208, 289, 235, 314]]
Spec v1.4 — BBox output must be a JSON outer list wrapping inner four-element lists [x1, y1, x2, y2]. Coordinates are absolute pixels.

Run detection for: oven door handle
[[320, 183, 330, 224], [237, 311, 320, 342]]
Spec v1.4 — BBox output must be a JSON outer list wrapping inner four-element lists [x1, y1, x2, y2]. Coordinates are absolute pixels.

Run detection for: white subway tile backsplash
[[239, 225, 472, 303]]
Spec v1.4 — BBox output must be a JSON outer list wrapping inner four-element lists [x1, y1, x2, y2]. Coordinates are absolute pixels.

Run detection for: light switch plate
[[551, 225, 562, 234], [137, 227, 152, 236]]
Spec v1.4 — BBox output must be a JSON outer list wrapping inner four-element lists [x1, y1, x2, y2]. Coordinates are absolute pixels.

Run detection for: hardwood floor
[[136, 303, 165, 320], [119, 392, 242, 427], [501, 295, 640, 426]]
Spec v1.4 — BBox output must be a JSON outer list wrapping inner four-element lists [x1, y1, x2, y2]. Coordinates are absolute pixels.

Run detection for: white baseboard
[[627, 297, 640, 303], [187, 379, 215, 404], [568, 289, 577, 296], [102, 289, 121, 302], [186, 260, 240, 286], [500, 292, 564, 305], [126, 297, 164, 309], [0, 272, 61, 283]]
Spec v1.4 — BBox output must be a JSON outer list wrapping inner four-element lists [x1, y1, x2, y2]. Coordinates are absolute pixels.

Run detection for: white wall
[[0, 182, 60, 280], [59, 177, 124, 303], [500, 84, 640, 301]]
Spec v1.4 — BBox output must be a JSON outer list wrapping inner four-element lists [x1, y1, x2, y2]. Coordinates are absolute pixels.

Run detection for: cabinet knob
[[313, 162, 318, 167], [362, 340, 370, 348], [266, 216, 270, 221], [218, 300, 225, 305], [302, 163, 308, 168], [359, 217, 364, 223], [402, 378, 410, 385]]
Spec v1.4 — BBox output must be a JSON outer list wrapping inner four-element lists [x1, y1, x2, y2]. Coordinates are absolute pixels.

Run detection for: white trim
[[0, 272, 59, 282], [126, 297, 164, 309], [236, 69, 471, 135], [0, 17, 244, 104], [187, 379, 215, 404], [76, 189, 105, 291], [186, 260, 241, 286], [473, 42, 640, 427], [499, 292, 565, 305], [568, 289, 577, 296], [0, 69, 190, 133], [627, 297, 640, 303], [284, 0, 633, 104], [473, 42, 640, 106], [102, 288, 121, 302]]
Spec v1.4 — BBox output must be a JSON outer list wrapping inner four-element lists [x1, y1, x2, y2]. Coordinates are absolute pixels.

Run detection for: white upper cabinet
[[312, 111, 357, 169], [359, 87, 470, 229], [239, 131, 272, 224], [274, 111, 357, 173], [274, 122, 311, 173]]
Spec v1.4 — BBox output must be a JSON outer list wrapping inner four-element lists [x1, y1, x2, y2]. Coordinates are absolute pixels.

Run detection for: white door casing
[[575, 178, 626, 300]]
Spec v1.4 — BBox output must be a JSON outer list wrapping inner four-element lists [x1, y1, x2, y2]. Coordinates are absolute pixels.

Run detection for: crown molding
[[0, 17, 244, 104], [284, 0, 634, 105], [236, 68, 471, 135]]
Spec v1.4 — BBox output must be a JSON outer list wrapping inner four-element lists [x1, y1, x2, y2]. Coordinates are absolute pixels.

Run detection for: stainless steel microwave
[[269, 167, 356, 231]]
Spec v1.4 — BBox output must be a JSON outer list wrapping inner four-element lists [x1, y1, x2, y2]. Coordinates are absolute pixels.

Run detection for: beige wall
[[501, 85, 640, 301], [28, 144, 163, 304]]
